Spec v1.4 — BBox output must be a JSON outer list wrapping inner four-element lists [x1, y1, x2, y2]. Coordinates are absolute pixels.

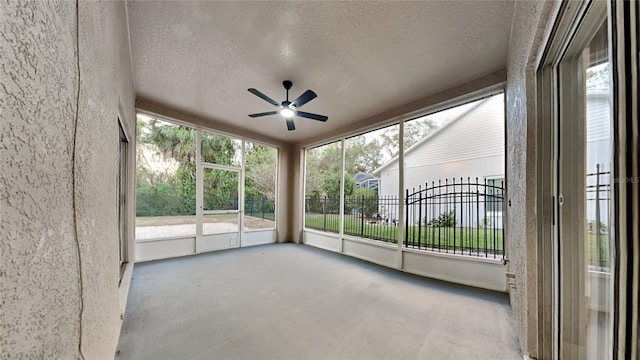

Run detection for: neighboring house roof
[[373, 95, 504, 176], [353, 171, 378, 183]]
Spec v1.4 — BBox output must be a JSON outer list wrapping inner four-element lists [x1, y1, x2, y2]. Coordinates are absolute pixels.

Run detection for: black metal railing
[[304, 196, 341, 233], [204, 195, 238, 211], [244, 197, 276, 221], [586, 164, 610, 268], [304, 178, 505, 259], [304, 195, 400, 241], [405, 178, 504, 259], [136, 193, 275, 221], [343, 195, 400, 242], [136, 193, 195, 217]]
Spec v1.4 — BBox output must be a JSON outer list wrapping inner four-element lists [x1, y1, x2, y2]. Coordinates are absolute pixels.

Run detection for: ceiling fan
[[248, 80, 328, 131]]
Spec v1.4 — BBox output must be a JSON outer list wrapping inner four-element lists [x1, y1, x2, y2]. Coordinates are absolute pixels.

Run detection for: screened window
[[304, 141, 342, 233], [135, 115, 197, 240], [485, 178, 504, 213], [244, 142, 277, 230], [303, 93, 505, 259]]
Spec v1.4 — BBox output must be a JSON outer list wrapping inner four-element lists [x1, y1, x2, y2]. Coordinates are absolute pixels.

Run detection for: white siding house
[[372, 90, 610, 230], [585, 90, 612, 229], [373, 94, 505, 227]]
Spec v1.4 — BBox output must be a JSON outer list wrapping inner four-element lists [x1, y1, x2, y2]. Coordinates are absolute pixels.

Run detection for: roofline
[[372, 97, 489, 175]]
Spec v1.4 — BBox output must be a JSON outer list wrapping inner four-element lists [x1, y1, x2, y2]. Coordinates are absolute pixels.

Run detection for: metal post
[[417, 186, 422, 249], [432, 181, 437, 252], [238, 139, 245, 248], [397, 120, 405, 269], [361, 195, 365, 238], [438, 180, 442, 253], [476, 177, 481, 257], [323, 196, 327, 232], [484, 178, 488, 256], [339, 138, 346, 250], [195, 130, 203, 253], [405, 189, 409, 246], [452, 178, 456, 253], [595, 163, 601, 266]]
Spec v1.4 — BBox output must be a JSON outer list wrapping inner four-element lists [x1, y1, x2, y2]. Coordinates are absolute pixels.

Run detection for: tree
[[244, 143, 277, 199], [136, 119, 239, 215], [145, 120, 238, 168], [350, 188, 379, 217], [378, 118, 439, 158], [304, 149, 324, 197], [304, 142, 343, 198], [586, 63, 610, 90], [322, 173, 355, 200], [321, 173, 355, 213], [344, 136, 383, 174]]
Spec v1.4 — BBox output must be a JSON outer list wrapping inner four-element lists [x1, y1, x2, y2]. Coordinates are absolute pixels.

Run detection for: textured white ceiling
[[127, 1, 513, 143]]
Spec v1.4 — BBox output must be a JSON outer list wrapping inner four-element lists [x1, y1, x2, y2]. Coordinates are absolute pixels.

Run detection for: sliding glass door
[[556, 2, 613, 358]]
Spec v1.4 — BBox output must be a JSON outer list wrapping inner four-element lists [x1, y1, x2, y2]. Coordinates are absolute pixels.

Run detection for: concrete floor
[[117, 243, 521, 359]]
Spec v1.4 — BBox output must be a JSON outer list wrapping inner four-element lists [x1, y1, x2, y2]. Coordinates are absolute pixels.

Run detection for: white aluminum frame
[[300, 91, 505, 270], [136, 115, 278, 256], [539, 1, 614, 358]]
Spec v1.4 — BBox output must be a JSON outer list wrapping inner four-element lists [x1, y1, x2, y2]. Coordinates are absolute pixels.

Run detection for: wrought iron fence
[[304, 196, 400, 241], [244, 197, 276, 221], [136, 193, 195, 217], [304, 178, 505, 259], [343, 195, 400, 242], [304, 196, 341, 234], [204, 195, 238, 211], [586, 164, 610, 268], [405, 178, 504, 259], [136, 193, 274, 221]]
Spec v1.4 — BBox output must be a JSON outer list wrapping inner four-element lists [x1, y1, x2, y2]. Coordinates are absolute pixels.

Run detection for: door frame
[[538, 0, 639, 358], [196, 130, 244, 252]]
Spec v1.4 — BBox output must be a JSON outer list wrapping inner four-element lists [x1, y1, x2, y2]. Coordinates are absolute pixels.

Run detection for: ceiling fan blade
[[291, 90, 317, 108], [248, 88, 279, 106], [286, 118, 295, 131], [248, 111, 278, 118], [296, 111, 328, 122]]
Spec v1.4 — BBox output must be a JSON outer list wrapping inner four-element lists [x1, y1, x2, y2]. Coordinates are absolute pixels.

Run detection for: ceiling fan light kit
[[248, 80, 328, 131]]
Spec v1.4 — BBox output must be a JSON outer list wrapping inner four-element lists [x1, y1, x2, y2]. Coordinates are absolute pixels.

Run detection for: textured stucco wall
[[288, 145, 304, 243], [276, 143, 294, 243], [505, 1, 559, 357], [1, 1, 81, 357], [1, 0, 136, 358], [76, 1, 136, 358]]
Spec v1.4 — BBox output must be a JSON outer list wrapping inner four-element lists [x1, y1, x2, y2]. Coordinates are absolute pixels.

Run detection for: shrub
[[426, 210, 456, 227], [349, 188, 379, 218]]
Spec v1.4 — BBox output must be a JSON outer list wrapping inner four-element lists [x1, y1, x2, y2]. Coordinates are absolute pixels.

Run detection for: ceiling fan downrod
[[283, 80, 292, 105]]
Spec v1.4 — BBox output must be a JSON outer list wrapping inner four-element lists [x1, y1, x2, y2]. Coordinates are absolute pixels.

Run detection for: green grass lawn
[[404, 226, 504, 254], [304, 213, 504, 255], [586, 231, 611, 267]]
